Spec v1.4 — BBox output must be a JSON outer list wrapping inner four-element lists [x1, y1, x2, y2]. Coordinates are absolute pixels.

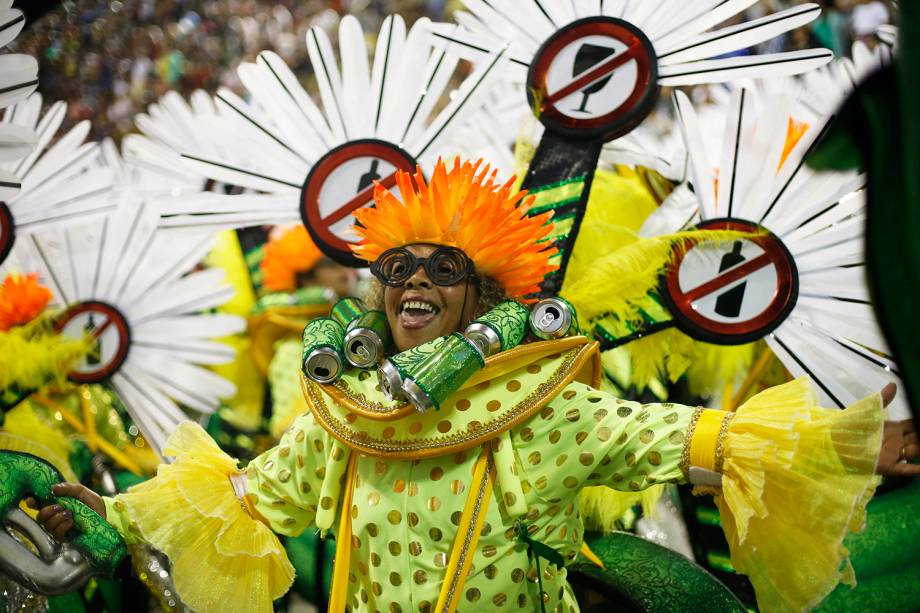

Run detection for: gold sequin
[[519, 427, 534, 442], [563, 476, 578, 488], [437, 420, 452, 433], [351, 535, 361, 549], [493, 593, 507, 606], [535, 476, 548, 490], [382, 426, 396, 439], [320, 496, 333, 510], [482, 545, 497, 557], [389, 604, 402, 613], [596, 427, 612, 442], [315, 465, 325, 479], [367, 522, 379, 537], [371, 553, 381, 567], [389, 572, 402, 586], [579, 452, 594, 466], [299, 481, 311, 494], [418, 601, 431, 613], [540, 406, 554, 420], [640, 429, 655, 444], [434, 552, 447, 567], [372, 581, 382, 595], [625, 452, 637, 467], [409, 541, 422, 556], [617, 406, 632, 418], [296, 455, 305, 469], [387, 510, 402, 525], [393, 479, 406, 493], [549, 430, 561, 444], [565, 409, 580, 422], [429, 527, 443, 541], [485, 564, 498, 579], [527, 364, 542, 374], [414, 570, 428, 585], [456, 398, 471, 411], [312, 439, 324, 453], [518, 594, 528, 608], [375, 460, 388, 474], [528, 451, 542, 465], [428, 496, 441, 511], [409, 421, 423, 434], [282, 518, 296, 526], [504, 492, 517, 507], [511, 568, 525, 583], [451, 479, 466, 495], [554, 454, 568, 467], [629, 481, 641, 491], [388, 541, 402, 555], [562, 390, 576, 400], [487, 400, 502, 412], [454, 450, 468, 464], [408, 482, 418, 496], [664, 412, 679, 424], [263, 459, 274, 471], [295, 430, 305, 442], [430, 467, 444, 481], [368, 492, 380, 507], [278, 445, 290, 458], [469, 420, 483, 431], [506, 380, 521, 392], [575, 431, 588, 445], [669, 430, 685, 445], [635, 409, 651, 423], [451, 511, 462, 525], [408, 512, 419, 527], [466, 588, 481, 602], [351, 504, 359, 519], [648, 451, 662, 466], [278, 468, 291, 483]]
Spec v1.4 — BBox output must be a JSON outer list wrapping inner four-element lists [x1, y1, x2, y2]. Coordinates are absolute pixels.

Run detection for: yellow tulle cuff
[[711, 378, 883, 613], [117, 422, 294, 613]]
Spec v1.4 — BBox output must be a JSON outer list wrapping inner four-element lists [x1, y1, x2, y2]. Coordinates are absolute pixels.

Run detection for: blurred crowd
[[9, 0, 895, 143]]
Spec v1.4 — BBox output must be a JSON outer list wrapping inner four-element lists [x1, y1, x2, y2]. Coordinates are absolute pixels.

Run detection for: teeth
[[402, 300, 437, 314]]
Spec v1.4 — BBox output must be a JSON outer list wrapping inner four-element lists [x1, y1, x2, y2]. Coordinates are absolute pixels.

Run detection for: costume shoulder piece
[[303, 337, 600, 459]]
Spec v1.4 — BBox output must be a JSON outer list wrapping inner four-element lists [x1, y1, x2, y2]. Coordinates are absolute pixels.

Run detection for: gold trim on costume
[[327, 452, 358, 613], [436, 445, 496, 613], [303, 341, 600, 459], [680, 407, 705, 481]]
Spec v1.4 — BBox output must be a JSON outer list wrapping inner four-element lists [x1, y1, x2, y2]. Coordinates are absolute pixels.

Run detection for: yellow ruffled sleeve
[[687, 378, 884, 613], [109, 422, 295, 613]]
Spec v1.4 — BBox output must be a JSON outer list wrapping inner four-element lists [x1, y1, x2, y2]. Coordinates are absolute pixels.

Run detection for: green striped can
[[329, 297, 367, 331], [376, 335, 449, 402], [301, 318, 346, 384], [401, 333, 485, 413]]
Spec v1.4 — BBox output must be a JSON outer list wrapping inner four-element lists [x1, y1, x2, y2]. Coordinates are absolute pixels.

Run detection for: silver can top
[[304, 346, 343, 384], [463, 322, 501, 357], [377, 359, 405, 402], [529, 297, 574, 340], [401, 377, 434, 414], [344, 328, 384, 368]]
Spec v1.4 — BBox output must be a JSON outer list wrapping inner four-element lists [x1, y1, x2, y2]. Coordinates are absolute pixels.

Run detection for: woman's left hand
[[876, 383, 920, 477]]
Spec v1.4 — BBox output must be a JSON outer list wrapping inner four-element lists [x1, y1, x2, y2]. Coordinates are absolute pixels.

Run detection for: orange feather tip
[[0, 273, 53, 331], [261, 225, 324, 292], [350, 158, 557, 299]]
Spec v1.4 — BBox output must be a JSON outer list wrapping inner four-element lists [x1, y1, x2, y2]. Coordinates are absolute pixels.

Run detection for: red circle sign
[[300, 139, 417, 267], [56, 301, 131, 383], [0, 202, 15, 265], [662, 219, 798, 345], [527, 17, 659, 141]]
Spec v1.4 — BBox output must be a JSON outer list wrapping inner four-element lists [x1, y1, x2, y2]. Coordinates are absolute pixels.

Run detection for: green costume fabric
[[268, 339, 309, 439], [108, 345, 696, 612]]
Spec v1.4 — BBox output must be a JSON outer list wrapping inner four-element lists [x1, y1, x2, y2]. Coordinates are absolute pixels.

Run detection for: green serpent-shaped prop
[[0, 451, 126, 575]]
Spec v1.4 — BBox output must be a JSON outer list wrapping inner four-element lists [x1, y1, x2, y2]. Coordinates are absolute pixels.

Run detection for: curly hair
[[363, 274, 510, 325]]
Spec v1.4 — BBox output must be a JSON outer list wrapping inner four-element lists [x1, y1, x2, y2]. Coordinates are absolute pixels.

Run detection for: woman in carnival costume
[[37, 158, 918, 613]]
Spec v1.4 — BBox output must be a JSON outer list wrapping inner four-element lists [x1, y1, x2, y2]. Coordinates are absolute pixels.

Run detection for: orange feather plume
[[261, 225, 324, 292], [351, 158, 557, 300], [0, 273, 53, 331]]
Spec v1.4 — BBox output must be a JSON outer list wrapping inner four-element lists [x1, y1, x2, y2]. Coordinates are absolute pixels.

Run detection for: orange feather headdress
[[261, 225, 324, 292], [351, 158, 557, 299]]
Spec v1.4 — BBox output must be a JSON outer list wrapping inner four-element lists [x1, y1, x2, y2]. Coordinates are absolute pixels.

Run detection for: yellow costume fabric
[[104, 347, 883, 613]]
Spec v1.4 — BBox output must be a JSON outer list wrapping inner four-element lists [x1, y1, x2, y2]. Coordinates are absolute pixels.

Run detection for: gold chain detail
[[330, 379, 410, 415], [304, 344, 596, 459], [680, 407, 705, 482], [714, 413, 734, 474]]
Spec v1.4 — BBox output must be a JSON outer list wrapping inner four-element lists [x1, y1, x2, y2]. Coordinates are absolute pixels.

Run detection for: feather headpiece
[[351, 158, 556, 299], [261, 225, 324, 292]]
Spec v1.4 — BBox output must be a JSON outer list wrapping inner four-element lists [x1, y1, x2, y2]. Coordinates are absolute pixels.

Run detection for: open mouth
[[399, 298, 440, 329]]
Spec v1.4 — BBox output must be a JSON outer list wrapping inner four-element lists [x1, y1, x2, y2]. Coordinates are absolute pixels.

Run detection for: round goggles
[[370, 246, 475, 287]]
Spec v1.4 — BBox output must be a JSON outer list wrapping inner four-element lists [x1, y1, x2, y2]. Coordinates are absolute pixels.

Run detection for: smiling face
[[383, 244, 479, 351]]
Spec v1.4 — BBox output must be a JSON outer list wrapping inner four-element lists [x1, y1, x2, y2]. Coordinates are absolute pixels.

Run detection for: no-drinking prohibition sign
[[300, 139, 417, 267], [57, 301, 132, 383], [663, 219, 799, 345], [527, 17, 659, 141]]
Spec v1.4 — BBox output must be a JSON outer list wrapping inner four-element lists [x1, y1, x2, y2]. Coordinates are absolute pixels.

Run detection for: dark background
[[14, 0, 62, 24]]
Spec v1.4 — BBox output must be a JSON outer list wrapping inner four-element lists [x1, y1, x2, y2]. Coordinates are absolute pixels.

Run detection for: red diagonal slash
[[321, 171, 399, 226], [545, 39, 642, 105], [90, 317, 114, 340], [682, 251, 774, 304]]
